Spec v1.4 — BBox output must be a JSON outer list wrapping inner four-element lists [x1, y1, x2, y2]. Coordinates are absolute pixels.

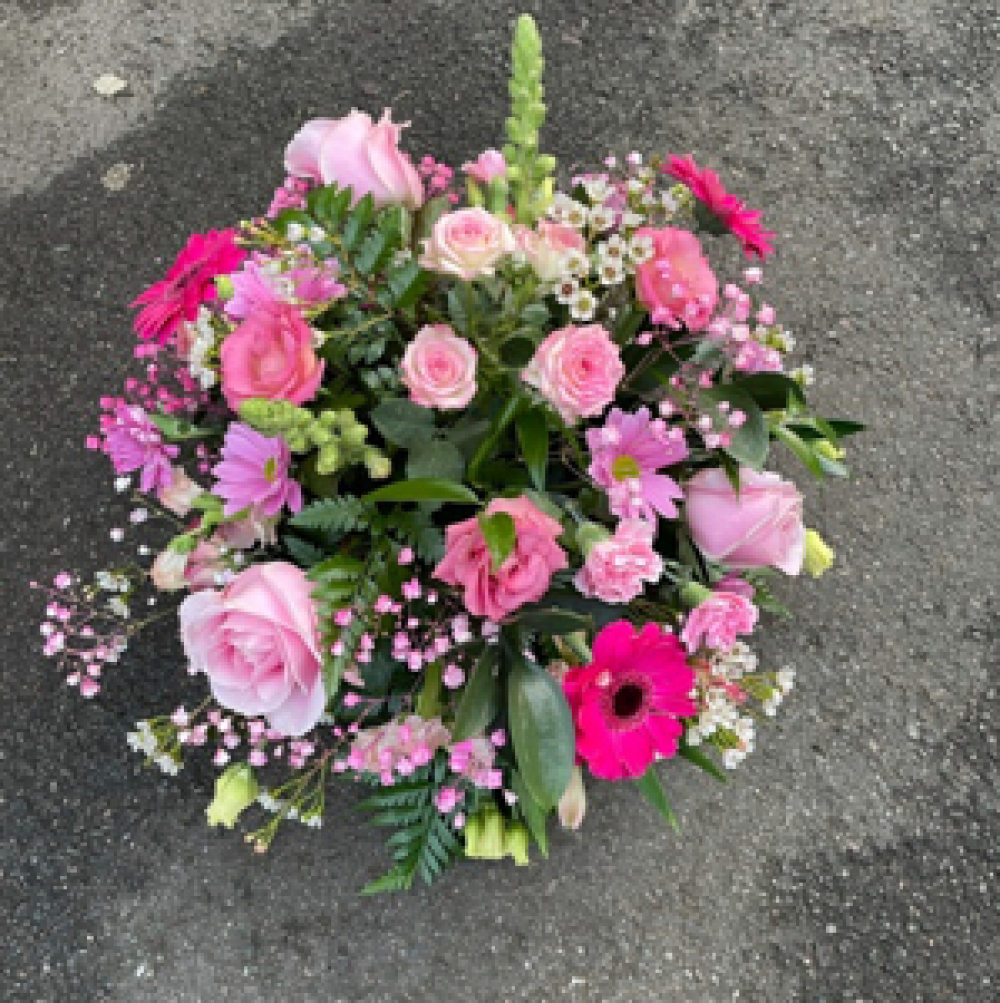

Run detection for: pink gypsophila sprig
[[131, 230, 246, 344], [666, 154, 776, 260], [100, 402, 179, 493], [211, 422, 302, 519]]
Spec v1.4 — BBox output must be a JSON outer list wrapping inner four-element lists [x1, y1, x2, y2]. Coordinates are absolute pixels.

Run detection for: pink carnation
[[521, 324, 624, 425], [400, 324, 478, 409], [433, 496, 567, 621], [633, 227, 718, 332], [680, 591, 759, 653], [574, 521, 664, 604]]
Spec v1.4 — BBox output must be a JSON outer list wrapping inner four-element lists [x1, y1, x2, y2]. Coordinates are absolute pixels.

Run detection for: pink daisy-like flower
[[563, 621, 697, 780], [224, 253, 346, 321], [665, 154, 776, 260], [211, 422, 302, 519], [100, 402, 179, 493], [586, 407, 688, 522], [131, 229, 246, 344]]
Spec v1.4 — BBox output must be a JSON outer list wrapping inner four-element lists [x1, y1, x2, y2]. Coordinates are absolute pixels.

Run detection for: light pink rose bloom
[[179, 561, 325, 736], [684, 467, 805, 575], [462, 149, 507, 185], [220, 301, 324, 411], [521, 324, 624, 424], [515, 220, 587, 282], [401, 324, 477, 409], [574, 520, 664, 604], [150, 548, 189, 591], [419, 207, 516, 280], [634, 227, 718, 331], [434, 496, 568, 621], [680, 591, 758, 653], [157, 468, 201, 517], [284, 110, 424, 209]]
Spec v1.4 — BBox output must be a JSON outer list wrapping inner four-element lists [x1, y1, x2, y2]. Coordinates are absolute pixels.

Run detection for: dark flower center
[[612, 682, 645, 720]]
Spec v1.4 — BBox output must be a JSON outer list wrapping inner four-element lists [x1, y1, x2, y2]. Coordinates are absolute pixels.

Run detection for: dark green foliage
[[289, 495, 368, 535]]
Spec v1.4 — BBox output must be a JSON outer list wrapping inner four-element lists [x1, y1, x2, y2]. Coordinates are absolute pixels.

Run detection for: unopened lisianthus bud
[[206, 764, 259, 829], [557, 765, 586, 831], [802, 529, 834, 577]]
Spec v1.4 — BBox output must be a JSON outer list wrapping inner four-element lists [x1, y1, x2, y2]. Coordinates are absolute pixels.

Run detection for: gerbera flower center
[[612, 454, 641, 481], [611, 682, 646, 719], [263, 456, 278, 482]]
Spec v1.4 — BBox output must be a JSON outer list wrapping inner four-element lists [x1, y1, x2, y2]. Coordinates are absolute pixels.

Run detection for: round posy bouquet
[[38, 16, 861, 891]]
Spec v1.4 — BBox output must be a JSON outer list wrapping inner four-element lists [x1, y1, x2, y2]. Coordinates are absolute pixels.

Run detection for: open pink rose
[[515, 220, 586, 282], [462, 149, 506, 185], [220, 301, 324, 411], [179, 562, 325, 736], [284, 110, 424, 209], [574, 520, 664, 604], [684, 467, 805, 575], [633, 227, 718, 331], [521, 324, 624, 424], [419, 207, 515, 280], [680, 591, 759, 653], [434, 496, 567, 621], [401, 324, 477, 409]]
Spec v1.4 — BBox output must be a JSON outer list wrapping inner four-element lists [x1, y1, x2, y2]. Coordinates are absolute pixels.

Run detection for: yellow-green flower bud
[[364, 451, 392, 480], [679, 580, 713, 608], [814, 439, 845, 461], [803, 529, 834, 577], [316, 444, 342, 475], [464, 805, 506, 860], [340, 423, 368, 448], [503, 821, 531, 866], [206, 764, 258, 829]]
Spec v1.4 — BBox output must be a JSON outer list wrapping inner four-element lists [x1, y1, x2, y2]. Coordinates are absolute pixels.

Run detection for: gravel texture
[[1, 1, 997, 1000]]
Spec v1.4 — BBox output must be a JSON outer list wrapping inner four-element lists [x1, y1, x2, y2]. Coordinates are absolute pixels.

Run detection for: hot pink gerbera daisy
[[211, 422, 302, 519], [131, 229, 246, 344], [562, 621, 697, 780], [665, 154, 776, 260]]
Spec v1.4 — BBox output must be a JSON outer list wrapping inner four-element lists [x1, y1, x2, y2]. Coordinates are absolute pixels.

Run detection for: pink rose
[[179, 562, 325, 736], [521, 324, 624, 424], [680, 591, 759, 653], [633, 227, 718, 331], [684, 467, 805, 575], [462, 149, 507, 185], [574, 520, 664, 604], [157, 468, 202, 517], [220, 301, 324, 411], [284, 110, 424, 209], [401, 324, 478, 409], [419, 207, 516, 280], [434, 496, 568, 621], [515, 220, 587, 282]]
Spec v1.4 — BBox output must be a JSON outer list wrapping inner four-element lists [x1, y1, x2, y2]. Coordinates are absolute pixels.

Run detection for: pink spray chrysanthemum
[[101, 402, 179, 493], [563, 621, 697, 780], [211, 422, 302, 519], [586, 407, 688, 522], [131, 230, 246, 344], [665, 154, 776, 260]]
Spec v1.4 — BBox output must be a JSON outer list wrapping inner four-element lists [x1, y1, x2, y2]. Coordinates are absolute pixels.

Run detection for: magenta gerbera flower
[[563, 621, 697, 780], [131, 229, 246, 344], [211, 422, 302, 519], [586, 407, 688, 522], [665, 154, 776, 260]]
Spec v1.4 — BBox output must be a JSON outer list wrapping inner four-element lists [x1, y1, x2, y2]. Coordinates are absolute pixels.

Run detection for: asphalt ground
[[1, 1, 997, 1000]]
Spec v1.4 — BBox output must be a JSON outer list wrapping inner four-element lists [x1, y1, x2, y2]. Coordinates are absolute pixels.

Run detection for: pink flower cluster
[[345, 715, 451, 783], [100, 401, 178, 493]]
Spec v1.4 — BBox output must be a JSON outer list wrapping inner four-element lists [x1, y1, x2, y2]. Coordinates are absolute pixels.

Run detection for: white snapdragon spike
[[588, 205, 615, 232], [570, 288, 597, 322]]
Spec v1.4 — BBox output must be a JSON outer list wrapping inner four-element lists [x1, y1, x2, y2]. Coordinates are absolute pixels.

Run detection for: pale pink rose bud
[[558, 766, 587, 831], [684, 467, 805, 575], [400, 325, 477, 410], [419, 207, 516, 281], [515, 220, 587, 282], [462, 149, 507, 185], [150, 548, 189, 591], [574, 520, 664, 604], [284, 110, 424, 209], [157, 468, 202, 517], [521, 324, 624, 424]]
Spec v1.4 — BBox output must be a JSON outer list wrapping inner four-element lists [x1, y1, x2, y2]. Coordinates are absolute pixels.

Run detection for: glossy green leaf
[[773, 424, 824, 478], [406, 439, 465, 483], [825, 419, 866, 438], [362, 478, 480, 505], [732, 372, 806, 411], [450, 647, 499, 742], [701, 386, 768, 470], [510, 770, 549, 857], [633, 766, 680, 832], [370, 397, 435, 447], [513, 608, 592, 636], [678, 741, 728, 783], [515, 407, 549, 491], [478, 510, 516, 571]]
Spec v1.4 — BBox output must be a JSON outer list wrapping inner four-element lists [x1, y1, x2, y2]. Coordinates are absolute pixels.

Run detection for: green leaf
[[370, 397, 435, 448], [825, 419, 866, 438], [508, 653, 575, 808], [406, 439, 465, 483], [446, 286, 470, 334], [289, 496, 368, 533], [513, 608, 592, 636], [282, 535, 326, 568], [773, 424, 824, 478], [341, 193, 375, 251], [633, 765, 680, 832], [415, 660, 442, 719], [515, 407, 549, 491], [149, 412, 213, 440], [363, 478, 480, 505], [519, 302, 549, 327], [701, 387, 768, 470], [678, 741, 728, 783], [467, 392, 523, 484], [450, 647, 499, 742], [360, 866, 412, 895], [613, 304, 647, 345], [519, 589, 620, 630], [386, 260, 428, 310], [731, 372, 806, 411], [478, 510, 516, 572], [353, 228, 389, 275], [309, 185, 353, 228], [510, 770, 549, 857]]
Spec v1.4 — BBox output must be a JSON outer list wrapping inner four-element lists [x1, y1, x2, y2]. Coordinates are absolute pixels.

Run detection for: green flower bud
[[316, 443, 342, 475], [503, 821, 531, 866], [340, 423, 368, 447], [206, 764, 258, 829], [803, 529, 834, 577], [679, 580, 713, 608], [464, 805, 506, 860], [575, 522, 610, 557], [813, 439, 845, 461], [364, 451, 392, 480]]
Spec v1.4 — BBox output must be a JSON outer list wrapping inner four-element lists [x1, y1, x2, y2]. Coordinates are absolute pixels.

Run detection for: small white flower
[[570, 289, 597, 322], [627, 177, 647, 195], [563, 200, 589, 229], [777, 668, 796, 694], [563, 249, 590, 277], [628, 233, 654, 264], [660, 191, 679, 213], [311, 327, 327, 350], [790, 364, 815, 386], [285, 222, 306, 243], [554, 276, 580, 305], [598, 234, 627, 263], [307, 224, 326, 243], [114, 476, 132, 493], [621, 210, 645, 228], [597, 259, 625, 286], [588, 205, 615, 232], [108, 596, 130, 619], [584, 177, 613, 203]]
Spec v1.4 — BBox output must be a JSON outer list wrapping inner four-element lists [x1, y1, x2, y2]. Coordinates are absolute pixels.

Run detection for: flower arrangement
[[36, 16, 861, 892]]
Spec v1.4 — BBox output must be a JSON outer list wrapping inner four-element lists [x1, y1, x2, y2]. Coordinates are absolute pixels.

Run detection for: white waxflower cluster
[[95, 570, 130, 593], [185, 307, 219, 390], [126, 720, 182, 774]]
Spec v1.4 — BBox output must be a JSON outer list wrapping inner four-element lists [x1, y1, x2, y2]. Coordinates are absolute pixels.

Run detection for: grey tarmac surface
[[1, 1, 997, 1000]]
